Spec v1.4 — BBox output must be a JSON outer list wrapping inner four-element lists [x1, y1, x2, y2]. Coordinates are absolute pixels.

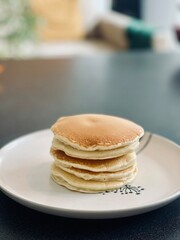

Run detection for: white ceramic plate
[[0, 130, 180, 219]]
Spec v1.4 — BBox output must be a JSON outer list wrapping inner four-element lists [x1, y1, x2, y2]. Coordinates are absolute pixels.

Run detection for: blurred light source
[[0, 64, 5, 74]]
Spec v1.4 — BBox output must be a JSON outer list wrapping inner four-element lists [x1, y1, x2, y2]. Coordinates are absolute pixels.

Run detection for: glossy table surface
[[0, 52, 180, 240]]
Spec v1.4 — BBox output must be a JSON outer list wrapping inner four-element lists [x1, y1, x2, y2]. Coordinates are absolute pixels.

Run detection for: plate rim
[[0, 129, 180, 219]]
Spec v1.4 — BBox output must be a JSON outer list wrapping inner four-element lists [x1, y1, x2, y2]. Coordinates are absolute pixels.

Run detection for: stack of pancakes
[[50, 114, 144, 193]]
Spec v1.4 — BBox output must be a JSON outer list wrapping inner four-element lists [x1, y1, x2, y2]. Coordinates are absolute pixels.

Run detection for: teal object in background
[[126, 19, 154, 49]]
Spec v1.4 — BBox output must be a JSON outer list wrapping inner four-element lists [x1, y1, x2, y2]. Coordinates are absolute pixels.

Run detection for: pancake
[[51, 114, 144, 151], [50, 114, 144, 193], [51, 148, 136, 172], [52, 137, 139, 159], [51, 166, 137, 193], [51, 162, 137, 181]]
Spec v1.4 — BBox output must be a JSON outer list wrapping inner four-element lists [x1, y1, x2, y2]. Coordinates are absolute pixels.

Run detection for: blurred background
[[0, 0, 179, 59]]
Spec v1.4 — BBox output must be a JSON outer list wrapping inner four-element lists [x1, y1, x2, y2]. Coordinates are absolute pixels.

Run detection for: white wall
[[80, 0, 112, 32], [142, 0, 177, 29]]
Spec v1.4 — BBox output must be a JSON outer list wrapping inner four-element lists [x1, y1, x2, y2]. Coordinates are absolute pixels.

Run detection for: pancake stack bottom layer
[[50, 114, 144, 193]]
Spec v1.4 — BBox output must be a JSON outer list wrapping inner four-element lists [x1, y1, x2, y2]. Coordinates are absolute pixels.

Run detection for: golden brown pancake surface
[[51, 114, 144, 150]]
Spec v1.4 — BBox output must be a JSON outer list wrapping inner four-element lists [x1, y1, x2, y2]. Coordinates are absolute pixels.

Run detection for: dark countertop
[[0, 52, 180, 240]]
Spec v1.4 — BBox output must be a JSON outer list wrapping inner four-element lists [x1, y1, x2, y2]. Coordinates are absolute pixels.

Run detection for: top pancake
[[51, 114, 144, 151]]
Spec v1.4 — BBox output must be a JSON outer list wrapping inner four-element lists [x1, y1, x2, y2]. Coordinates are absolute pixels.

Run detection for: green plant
[[0, 0, 37, 57]]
